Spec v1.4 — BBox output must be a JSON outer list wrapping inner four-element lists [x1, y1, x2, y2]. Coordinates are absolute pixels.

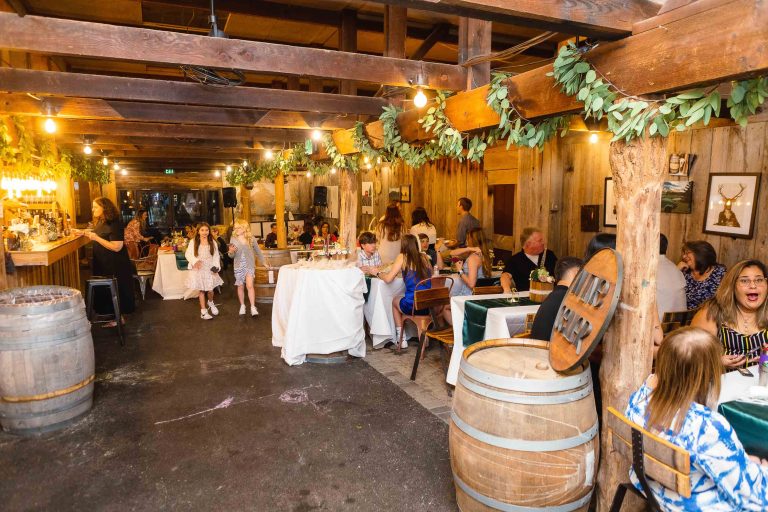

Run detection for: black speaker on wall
[[313, 186, 328, 206], [222, 187, 238, 208]]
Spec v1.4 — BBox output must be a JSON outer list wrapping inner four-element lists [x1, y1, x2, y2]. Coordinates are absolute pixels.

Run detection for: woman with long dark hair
[[409, 207, 437, 249], [691, 259, 768, 370], [376, 234, 433, 349], [376, 204, 405, 265], [75, 197, 135, 326]]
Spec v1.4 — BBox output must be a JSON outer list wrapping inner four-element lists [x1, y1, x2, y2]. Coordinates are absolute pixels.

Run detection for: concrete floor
[[0, 287, 456, 511]]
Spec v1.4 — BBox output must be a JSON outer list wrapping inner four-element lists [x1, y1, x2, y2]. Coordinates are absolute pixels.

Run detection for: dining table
[[717, 365, 768, 458], [272, 260, 367, 366], [151, 250, 198, 300], [445, 292, 540, 386]]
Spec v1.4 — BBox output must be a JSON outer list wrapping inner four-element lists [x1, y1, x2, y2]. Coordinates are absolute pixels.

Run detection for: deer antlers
[[718, 184, 746, 203]]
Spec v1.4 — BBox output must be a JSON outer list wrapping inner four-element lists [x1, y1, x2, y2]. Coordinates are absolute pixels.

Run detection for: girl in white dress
[[185, 222, 224, 320], [227, 218, 266, 317]]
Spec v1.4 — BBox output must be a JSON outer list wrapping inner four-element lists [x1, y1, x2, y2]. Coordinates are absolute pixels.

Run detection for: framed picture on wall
[[603, 177, 617, 227], [400, 185, 411, 203], [661, 181, 693, 213], [703, 173, 761, 239]]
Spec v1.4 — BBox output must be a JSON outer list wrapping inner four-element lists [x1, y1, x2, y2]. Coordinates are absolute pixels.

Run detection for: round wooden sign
[[549, 248, 623, 373]]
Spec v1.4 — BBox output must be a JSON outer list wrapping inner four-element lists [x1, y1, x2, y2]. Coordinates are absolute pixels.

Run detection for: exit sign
[[165, 169, 174, 174]]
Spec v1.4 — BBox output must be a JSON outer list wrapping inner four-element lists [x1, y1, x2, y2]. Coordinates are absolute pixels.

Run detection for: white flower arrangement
[[530, 267, 554, 283], [8, 223, 29, 235]]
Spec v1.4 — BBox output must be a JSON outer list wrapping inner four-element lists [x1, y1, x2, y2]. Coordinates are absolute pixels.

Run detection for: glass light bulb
[[413, 89, 428, 108], [83, 144, 92, 155], [330, 167, 336, 174], [306, 171, 311, 178], [214, 170, 221, 177], [44, 117, 57, 134], [311, 129, 322, 141], [102, 157, 109, 166], [589, 133, 599, 144], [120, 169, 127, 176], [113, 162, 120, 170], [264, 150, 273, 160], [225, 165, 232, 173]]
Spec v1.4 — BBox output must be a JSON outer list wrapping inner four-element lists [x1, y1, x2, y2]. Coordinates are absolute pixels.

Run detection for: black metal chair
[[86, 276, 125, 346], [606, 407, 691, 512]]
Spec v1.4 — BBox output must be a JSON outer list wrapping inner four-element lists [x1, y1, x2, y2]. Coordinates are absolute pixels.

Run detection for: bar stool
[[134, 270, 154, 300], [86, 276, 125, 346]]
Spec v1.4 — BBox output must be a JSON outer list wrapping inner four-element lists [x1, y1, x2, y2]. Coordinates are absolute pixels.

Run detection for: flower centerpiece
[[529, 266, 554, 303]]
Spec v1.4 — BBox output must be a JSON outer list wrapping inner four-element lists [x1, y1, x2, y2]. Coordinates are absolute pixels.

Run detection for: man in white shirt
[[657, 233, 687, 320]]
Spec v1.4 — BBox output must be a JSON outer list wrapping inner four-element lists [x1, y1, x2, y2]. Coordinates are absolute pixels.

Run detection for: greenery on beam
[[548, 43, 767, 142]]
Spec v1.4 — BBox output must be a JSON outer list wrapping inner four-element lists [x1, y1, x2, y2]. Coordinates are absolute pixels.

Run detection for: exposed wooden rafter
[[331, 0, 768, 153], [0, 68, 387, 116], [362, 0, 661, 38], [0, 12, 466, 89]]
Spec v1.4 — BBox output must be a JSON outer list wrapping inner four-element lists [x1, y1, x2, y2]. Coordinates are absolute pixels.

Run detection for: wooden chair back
[[606, 407, 691, 500], [661, 310, 695, 334], [413, 277, 454, 312], [472, 285, 503, 295], [125, 241, 141, 260]]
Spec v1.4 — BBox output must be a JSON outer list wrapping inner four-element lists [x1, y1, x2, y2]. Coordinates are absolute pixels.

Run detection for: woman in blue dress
[[375, 234, 433, 350], [625, 327, 768, 511]]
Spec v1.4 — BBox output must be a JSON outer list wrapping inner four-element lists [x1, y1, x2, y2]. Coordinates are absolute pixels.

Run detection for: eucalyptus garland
[[418, 91, 464, 161], [323, 133, 359, 172], [549, 43, 767, 142], [352, 122, 381, 163]]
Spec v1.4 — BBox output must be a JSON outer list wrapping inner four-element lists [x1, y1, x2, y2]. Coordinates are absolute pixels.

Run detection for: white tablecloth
[[719, 365, 760, 405], [272, 262, 367, 365], [151, 252, 197, 300], [363, 276, 406, 348], [446, 292, 540, 385]]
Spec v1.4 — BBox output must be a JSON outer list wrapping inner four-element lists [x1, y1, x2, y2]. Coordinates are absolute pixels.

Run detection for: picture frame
[[661, 181, 693, 214], [361, 181, 373, 215], [581, 205, 600, 232], [703, 173, 761, 239], [400, 185, 411, 203], [603, 177, 617, 227]]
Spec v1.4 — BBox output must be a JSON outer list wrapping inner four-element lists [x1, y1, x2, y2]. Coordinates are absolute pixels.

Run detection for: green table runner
[[718, 400, 768, 459], [462, 297, 535, 347]]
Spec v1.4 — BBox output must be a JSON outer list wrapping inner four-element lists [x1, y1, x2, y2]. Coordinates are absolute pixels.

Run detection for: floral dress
[[625, 382, 768, 511], [684, 264, 726, 310], [184, 242, 224, 292], [228, 236, 266, 286]]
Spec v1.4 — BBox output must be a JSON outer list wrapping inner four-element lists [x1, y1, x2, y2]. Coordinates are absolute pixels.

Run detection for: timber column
[[275, 171, 287, 247], [597, 135, 666, 509], [339, 170, 358, 255]]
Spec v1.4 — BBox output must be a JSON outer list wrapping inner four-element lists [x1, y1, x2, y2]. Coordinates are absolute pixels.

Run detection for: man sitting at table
[[357, 231, 381, 275], [501, 227, 557, 293], [530, 257, 583, 341]]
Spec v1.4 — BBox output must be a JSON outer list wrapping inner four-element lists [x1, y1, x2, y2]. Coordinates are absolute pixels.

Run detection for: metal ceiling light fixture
[[83, 135, 94, 155], [179, 0, 245, 86], [41, 101, 58, 133]]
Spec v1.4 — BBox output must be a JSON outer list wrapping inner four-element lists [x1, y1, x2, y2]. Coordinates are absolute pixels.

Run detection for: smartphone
[[737, 367, 755, 377]]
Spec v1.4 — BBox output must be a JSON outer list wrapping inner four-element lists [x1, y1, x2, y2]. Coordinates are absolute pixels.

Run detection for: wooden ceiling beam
[[0, 94, 358, 130], [0, 13, 466, 89], [55, 134, 258, 150], [360, 0, 660, 38], [53, 120, 309, 143], [410, 23, 451, 61], [331, 0, 768, 153], [0, 68, 387, 116]]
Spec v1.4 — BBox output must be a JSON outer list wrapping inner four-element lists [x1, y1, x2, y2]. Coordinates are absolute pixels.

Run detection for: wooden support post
[[458, 17, 492, 89], [597, 134, 666, 510], [384, 5, 407, 107], [339, 170, 358, 255], [275, 172, 287, 248], [240, 185, 250, 223], [339, 9, 357, 96]]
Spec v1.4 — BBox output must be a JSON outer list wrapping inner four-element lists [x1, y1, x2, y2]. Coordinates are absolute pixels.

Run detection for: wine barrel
[[0, 286, 95, 435], [450, 339, 597, 512], [254, 249, 292, 304]]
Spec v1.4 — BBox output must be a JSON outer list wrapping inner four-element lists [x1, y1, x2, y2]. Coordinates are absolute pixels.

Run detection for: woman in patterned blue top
[[625, 327, 768, 511], [678, 240, 727, 310]]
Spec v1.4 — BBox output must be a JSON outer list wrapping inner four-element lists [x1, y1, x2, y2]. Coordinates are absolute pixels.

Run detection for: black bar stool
[[86, 276, 125, 346]]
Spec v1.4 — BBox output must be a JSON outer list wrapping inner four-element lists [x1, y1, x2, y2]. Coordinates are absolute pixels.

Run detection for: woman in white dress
[[185, 222, 224, 320]]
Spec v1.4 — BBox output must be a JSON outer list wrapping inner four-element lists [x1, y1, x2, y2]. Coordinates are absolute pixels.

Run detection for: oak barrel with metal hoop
[[254, 249, 292, 303], [450, 339, 598, 512], [0, 286, 95, 435]]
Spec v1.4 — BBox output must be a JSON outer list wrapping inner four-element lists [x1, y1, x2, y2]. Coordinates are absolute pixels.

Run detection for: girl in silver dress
[[228, 219, 267, 316]]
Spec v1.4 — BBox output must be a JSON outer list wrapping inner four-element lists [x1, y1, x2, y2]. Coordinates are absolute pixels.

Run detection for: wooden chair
[[397, 277, 454, 382], [606, 407, 691, 512], [661, 310, 696, 334], [472, 284, 504, 295], [512, 313, 537, 339]]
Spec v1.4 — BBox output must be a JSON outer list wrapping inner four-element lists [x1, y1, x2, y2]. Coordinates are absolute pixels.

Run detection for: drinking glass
[[508, 288, 519, 304]]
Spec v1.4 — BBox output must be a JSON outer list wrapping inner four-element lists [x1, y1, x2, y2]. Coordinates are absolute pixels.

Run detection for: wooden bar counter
[[7, 235, 89, 291]]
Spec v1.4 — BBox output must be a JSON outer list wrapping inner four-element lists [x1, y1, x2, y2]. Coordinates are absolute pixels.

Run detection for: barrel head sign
[[549, 248, 623, 372]]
